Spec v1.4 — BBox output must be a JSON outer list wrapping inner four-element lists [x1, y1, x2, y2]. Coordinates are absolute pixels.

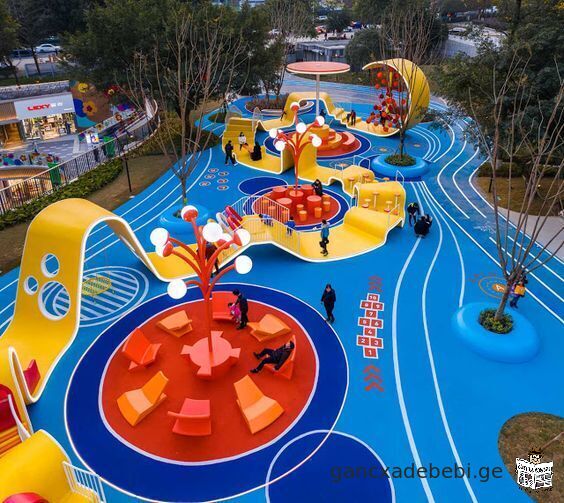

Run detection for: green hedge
[[478, 308, 514, 334], [0, 159, 123, 230], [385, 154, 416, 166]]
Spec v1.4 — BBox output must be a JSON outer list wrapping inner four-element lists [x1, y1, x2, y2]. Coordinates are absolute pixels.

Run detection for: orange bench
[[233, 375, 283, 434], [168, 398, 211, 436], [248, 314, 291, 342], [212, 291, 237, 321], [122, 328, 161, 371], [266, 336, 296, 380], [117, 371, 168, 426], [157, 310, 193, 338]]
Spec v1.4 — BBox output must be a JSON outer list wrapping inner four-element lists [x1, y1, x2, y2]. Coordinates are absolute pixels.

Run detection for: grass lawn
[[498, 412, 563, 502], [476, 177, 562, 216], [0, 154, 171, 274]]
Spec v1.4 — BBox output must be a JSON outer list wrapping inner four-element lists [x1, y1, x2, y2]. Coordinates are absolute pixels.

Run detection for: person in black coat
[[233, 289, 248, 329], [414, 214, 433, 237], [251, 340, 295, 373], [321, 283, 336, 323], [312, 179, 323, 196], [407, 202, 420, 226], [251, 142, 262, 161], [225, 140, 236, 165]]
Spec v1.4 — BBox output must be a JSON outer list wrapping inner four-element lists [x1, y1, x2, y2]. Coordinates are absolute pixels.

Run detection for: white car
[[35, 44, 61, 53]]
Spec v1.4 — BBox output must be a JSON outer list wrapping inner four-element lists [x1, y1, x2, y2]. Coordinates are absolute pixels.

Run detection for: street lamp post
[[270, 102, 326, 190]]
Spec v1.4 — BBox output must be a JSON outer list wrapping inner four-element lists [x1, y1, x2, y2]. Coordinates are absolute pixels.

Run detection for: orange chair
[[233, 375, 283, 434], [157, 311, 193, 338], [117, 371, 168, 426], [247, 313, 291, 342], [266, 336, 296, 380], [212, 292, 238, 321], [122, 328, 161, 371], [168, 398, 211, 436]]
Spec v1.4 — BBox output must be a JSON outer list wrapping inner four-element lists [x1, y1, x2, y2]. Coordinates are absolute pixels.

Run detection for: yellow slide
[[0, 430, 100, 502]]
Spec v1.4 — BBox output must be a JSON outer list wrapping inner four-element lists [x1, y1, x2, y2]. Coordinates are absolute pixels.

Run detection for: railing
[[0, 101, 159, 216], [7, 394, 31, 441], [395, 169, 405, 185], [63, 461, 106, 502]]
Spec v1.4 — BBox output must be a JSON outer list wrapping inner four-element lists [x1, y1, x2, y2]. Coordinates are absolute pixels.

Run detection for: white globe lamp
[[150, 228, 169, 248], [274, 140, 286, 152], [269, 129, 278, 139], [202, 222, 223, 243], [296, 122, 307, 134], [311, 135, 322, 148], [167, 279, 187, 299], [315, 115, 325, 127], [235, 255, 253, 274], [235, 228, 251, 246]]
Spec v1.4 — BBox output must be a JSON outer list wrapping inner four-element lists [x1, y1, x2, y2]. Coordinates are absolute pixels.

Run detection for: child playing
[[228, 302, 241, 325]]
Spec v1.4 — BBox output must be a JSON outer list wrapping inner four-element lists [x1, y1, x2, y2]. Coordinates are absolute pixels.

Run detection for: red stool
[[287, 189, 304, 207], [302, 185, 314, 198], [306, 195, 322, 213], [322, 200, 331, 213], [278, 197, 293, 214], [322, 194, 331, 204], [271, 186, 287, 200], [314, 206, 322, 218], [298, 210, 307, 222]]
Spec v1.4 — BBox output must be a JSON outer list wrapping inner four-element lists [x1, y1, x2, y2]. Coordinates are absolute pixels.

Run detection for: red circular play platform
[[101, 300, 317, 462]]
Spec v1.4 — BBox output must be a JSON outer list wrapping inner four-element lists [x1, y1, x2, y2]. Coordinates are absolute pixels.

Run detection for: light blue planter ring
[[370, 154, 429, 181], [159, 204, 210, 241], [452, 302, 540, 364], [244, 101, 314, 116]]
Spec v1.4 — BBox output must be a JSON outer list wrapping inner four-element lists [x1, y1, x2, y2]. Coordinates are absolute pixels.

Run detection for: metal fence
[[0, 104, 158, 215]]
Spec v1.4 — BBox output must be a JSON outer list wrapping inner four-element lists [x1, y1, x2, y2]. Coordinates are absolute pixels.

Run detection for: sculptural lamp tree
[[150, 205, 252, 379], [269, 102, 325, 190]]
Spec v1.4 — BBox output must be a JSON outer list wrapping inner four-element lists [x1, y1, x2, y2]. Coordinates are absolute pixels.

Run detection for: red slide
[[3, 494, 49, 503]]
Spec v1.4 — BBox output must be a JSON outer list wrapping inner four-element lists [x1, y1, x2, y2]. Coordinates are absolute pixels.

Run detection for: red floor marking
[[101, 300, 317, 462]]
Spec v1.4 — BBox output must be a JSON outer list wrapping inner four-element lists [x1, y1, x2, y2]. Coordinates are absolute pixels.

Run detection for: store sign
[[15, 93, 75, 120]]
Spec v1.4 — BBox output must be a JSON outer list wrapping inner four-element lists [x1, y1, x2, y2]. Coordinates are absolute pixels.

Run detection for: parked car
[[35, 44, 61, 53], [10, 48, 32, 58]]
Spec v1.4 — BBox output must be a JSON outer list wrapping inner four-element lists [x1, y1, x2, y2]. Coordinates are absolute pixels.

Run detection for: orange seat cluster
[[156, 311, 192, 338], [247, 314, 291, 342]]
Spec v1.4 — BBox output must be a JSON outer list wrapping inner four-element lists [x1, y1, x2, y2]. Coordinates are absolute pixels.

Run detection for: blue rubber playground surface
[[0, 75, 562, 502]]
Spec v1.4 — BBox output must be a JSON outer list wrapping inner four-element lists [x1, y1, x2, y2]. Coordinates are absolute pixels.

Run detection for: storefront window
[[21, 113, 76, 141]]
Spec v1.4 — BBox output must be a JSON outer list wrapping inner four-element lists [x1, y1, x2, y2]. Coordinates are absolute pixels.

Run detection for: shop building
[[0, 81, 77, 147]]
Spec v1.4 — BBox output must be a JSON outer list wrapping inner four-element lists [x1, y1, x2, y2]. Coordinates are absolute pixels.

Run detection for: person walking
[[238, 132, 246, 151], [350, 109, 357, 125], [251, 142, 262, 161], [509, 281, 526, 308], [321, 284, 336, 323], [407, 202, 420, 226], [233, 289, 248, 329], [225, 140, 236, 165], [318, 219, 330, 256]]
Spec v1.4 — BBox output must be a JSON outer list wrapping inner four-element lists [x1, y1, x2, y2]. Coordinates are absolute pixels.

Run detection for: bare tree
[[376, 0, 439, 158], [265, 0, 315, 99], [127, 4, 247, 203], [470, 57, 564, 320]]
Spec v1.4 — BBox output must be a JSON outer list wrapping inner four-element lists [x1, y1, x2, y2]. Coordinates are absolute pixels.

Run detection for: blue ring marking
[[66, 283, 347, 502], [266, 431, 393, 502], [452, 302, 540, 363]]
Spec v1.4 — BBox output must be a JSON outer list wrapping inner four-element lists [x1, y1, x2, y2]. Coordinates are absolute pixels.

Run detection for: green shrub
[[478, 308, 514, 334], [385, 154, 416, 167], [0, 159, 123, 230]]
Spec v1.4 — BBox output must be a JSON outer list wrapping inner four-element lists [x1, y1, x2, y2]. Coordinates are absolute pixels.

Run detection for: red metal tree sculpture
[[269, 102, 326, 190], [150, 206, 252, 379]]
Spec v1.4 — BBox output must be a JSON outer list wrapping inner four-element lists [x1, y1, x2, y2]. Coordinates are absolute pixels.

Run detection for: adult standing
[[407, 202, 420, 226], [238, 132, 246, 151], [233, 289, 248, 329], [318, 219, 330, 256], [321, 284, 336, 323], [225, 140, 236, 165]]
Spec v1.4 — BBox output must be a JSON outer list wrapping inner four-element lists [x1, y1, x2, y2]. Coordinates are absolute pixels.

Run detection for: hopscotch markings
[[357, 277, 385, 363]]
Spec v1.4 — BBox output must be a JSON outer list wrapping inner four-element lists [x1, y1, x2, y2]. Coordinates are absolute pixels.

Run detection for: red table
[[271, 186, 287, 200], [306, 195, 322, 213]]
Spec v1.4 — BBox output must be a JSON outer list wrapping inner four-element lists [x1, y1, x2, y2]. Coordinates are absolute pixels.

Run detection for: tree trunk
[[31, 50, 41, 76], [510, 0, 522, 39], [180, 177, 187, 204], [495, 282, 512, 320], [399, 130, 405, 158]]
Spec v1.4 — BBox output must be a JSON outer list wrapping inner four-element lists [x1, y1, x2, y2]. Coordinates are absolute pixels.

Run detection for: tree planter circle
[[158, 204, 210, 241], [370, 154, 429, 180], [452, 302, 540, 363], [244, 100, 314, 116]]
